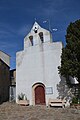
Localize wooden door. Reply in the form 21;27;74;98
35;85;45;105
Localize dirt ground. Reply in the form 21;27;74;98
0;102;80;120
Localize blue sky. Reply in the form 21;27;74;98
0;0;80;69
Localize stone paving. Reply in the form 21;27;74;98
0;102;80;120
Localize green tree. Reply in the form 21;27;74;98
58;19;80;86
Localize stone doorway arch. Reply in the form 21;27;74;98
32;83;46;105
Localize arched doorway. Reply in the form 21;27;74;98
35;85;45;105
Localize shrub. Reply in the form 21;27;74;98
72;96;78;104
18;93;27;100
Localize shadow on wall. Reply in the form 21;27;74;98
57;76;74;101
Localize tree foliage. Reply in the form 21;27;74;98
58;19;80;84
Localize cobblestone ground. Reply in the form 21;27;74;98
0;102;80;120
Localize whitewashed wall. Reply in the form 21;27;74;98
0;51;10;67
16;22;62;105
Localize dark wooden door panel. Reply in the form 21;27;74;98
35;86;45;105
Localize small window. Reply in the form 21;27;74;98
29;36;33;46
34;27;37;33
39;32;44;43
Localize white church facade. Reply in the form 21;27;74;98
16;22;62;105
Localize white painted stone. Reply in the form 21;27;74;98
69;76;79;84
16;22;62;105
